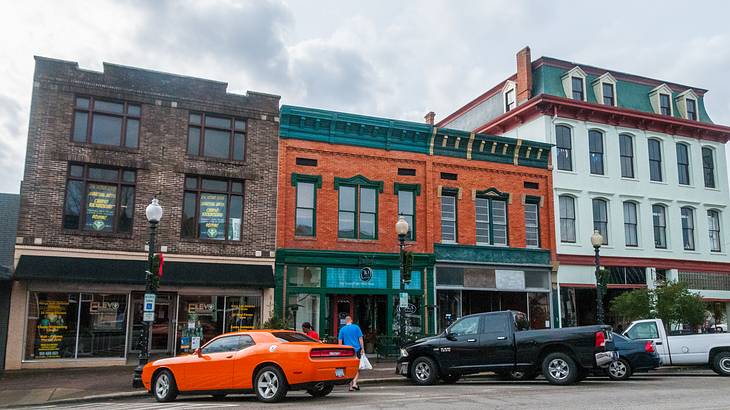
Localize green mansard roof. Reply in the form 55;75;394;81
280;105;551;169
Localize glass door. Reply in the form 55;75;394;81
129;292;175;354
332;295;353;337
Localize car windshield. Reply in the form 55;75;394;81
272;332;317;342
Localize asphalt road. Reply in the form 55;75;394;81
26;374;729;410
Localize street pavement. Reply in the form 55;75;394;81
20;372;730;410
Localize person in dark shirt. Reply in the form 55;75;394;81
302;322;320;341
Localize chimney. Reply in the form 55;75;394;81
516;46;532;103
424;111;435;125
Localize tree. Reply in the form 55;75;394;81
609;288;653;322
655;282;705;330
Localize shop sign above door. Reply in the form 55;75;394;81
360;267;373;282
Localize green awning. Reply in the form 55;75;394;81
13;255;273;288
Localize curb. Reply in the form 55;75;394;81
1;391;147;409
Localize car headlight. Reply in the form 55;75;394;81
400;348;409;358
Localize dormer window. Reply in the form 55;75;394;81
593;72;617;107
659;94;671;115
561;67;587;101
676;89;700;121
649;84;674;116
502;80;517;113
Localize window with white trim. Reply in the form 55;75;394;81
559;195;576;243
592;198;609;245
441;191;457;243
623;201;638;247
708;210;721;252
681;206;695;251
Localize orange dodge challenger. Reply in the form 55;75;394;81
142;330;359;403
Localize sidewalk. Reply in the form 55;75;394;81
0;358;399;408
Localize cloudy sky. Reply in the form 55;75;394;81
1;0;729;193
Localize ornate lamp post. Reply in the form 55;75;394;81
132;198;163;388
590;229;605;325
395;216;410;346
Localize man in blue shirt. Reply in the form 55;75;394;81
338;315;364;391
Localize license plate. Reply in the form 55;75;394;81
335;368;345;378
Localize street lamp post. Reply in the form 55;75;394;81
590;229;605;325
395;216;410;347
132;198;163;388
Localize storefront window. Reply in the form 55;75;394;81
176;295;223;354
225;295;261;333
437;290;461;332
77;293;128;358
392;295;422;338
288;294;320;335
391;269;422;290
26;292;128;360
287;266;322;287
528;292;550;329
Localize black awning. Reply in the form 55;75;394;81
13;255;273;288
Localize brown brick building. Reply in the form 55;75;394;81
275;105;555;350
5;57;280;369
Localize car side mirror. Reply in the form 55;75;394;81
445;329;456;341
194;347;202;357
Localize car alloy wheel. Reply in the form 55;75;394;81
716;353;730;375
548;358;569;381
414;361;431;382
258;370;280;399
155;372;170;398
608;360;627;379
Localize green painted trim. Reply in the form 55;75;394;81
393;182;421;196
290;173;322;188
334;175;384;192
434;243;551;266
276;248;434;267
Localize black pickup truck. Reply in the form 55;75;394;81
397;310;616;385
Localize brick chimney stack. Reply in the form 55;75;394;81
516;46;532;103
424;111;436;125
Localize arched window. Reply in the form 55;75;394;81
619;134;634;178
588;130;604;175
648;139;663;182
623;202;638;247
702;147;716;188
708;210;721;252
559;195;576;243
592;198;609;245
676;143;691;185
680;206;695;250
652;205;667;249
556;125;572;171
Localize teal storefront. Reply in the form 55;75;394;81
275;249;434;355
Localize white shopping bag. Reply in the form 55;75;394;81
359;353;373;370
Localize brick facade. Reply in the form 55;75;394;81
17;57;280;257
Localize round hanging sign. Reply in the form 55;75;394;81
360;267;373;282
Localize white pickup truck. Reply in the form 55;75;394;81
623;319;730;376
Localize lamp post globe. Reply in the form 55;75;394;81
395;216;409;237
590;229;603;248
145;198;163;223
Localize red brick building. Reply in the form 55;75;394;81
275;105;555;351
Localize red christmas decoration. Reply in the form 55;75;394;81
158;253;165;278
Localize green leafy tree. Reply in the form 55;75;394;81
609;288;653;322
655;282;705;330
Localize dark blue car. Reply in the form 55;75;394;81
605;333;661;380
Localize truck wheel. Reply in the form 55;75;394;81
411;357;439;385
542;352;578;385
607;358;632;381
712;351;730;376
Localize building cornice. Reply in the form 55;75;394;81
475;94;730;143
557;253;730;273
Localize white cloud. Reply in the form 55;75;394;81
0;0;729;194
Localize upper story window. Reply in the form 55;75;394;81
659;94;672;116
686;99;697;121
702;147;716;188
293;175;321;237
187;113;246;161
181;176;243;241
652;204;667;249
623;201;638;247
588;130;605;175
680;206;695;250
602;83;615;106
648;139;663;182
396;184;419;241
556;125;573;171
593;73;617;106
63;164;135;234
504;88;516;112
676;143;691;185
72;97;140;148
708;210;722;252
475;194;508;246
441;190;457;243
619;134;635;178
525;198;540;248
338;185;377;240
592;198;609;245
571;77;585;100
558;195;576;243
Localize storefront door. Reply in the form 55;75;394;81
129;292;175;354
332;296;353;337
